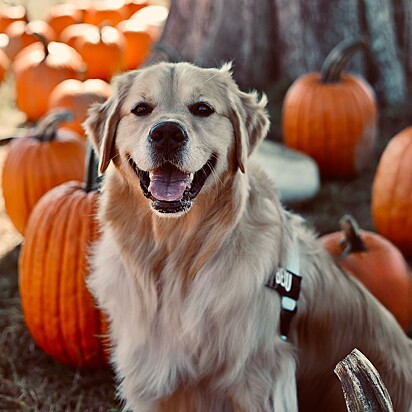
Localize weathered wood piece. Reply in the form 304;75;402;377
334;348;394;412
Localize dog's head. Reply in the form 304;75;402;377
85;62;269;216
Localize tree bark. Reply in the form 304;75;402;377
154;0;412;108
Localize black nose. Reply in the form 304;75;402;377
149;121;187;155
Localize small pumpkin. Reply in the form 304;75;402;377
117;19;153;70
44;3;83;39
320;214;412;331
282;38;377;178
121;0;148;20
48;78;112;137
1;110;86;234
19;146;108;368
73;25;126;81
13;34;85;121
83;0;126;26
59;23;96;49
0;4;26;32
131;5;169;42
4;20;55;61
371;126;412;256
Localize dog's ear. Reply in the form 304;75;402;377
221;65;270;173
84;72;135;174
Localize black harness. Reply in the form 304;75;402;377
265;236;302;341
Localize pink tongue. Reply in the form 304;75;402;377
148;166;191;202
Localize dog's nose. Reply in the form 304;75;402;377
149;121;187;154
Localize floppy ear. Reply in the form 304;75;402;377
220;63;270;173
83;71;135;174
229;89;270;174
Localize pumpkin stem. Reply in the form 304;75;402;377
339;214;367;255
84;143;99;193
320;38;367;83
32;32;50;60
35;110;74;142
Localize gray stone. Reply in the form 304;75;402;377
253;140;320;203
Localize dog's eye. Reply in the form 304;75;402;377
132;102;153;116
189;102;214;117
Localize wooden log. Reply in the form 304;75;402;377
334;348;394;412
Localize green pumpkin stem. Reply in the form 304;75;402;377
32;32;50;60
320;38;367;83
340;214;367;255
84;143;99;193
35;110;74;142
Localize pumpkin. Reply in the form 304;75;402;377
0;47;10;83
320;214;412;331
117;19;152;70
131;5;169;43
0;4;26;32
48;78;112;137
83;0;126;26
12;34;85;121
371;126;412;256
19;146;108;368
4;20;55;61
73;25;126;81
59;23;96;49
121;0;148;20
44;3;83;39
1;110;86;234
282;38;377;178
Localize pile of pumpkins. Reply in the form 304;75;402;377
0;0;169;369
282;37;412;332
0;6;411;370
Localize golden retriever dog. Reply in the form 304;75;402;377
85;61;412;412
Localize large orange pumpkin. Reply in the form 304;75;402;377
282;38;377;178
1;110;86;234
48;78;112;137
13;34;85;121
73;25;126;81
19;146;108;368
320;215;412;331
121;0;148;20
59;23;96;49
371;126;412;256
4;20;55;61
117;19;152;70
83;0;126;26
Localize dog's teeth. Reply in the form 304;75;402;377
189;173;194;181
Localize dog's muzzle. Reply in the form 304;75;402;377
128;121;217;214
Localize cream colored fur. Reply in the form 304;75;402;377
85;62;412;412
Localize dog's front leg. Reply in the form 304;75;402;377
230;354;298;412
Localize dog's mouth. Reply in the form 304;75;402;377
128;155;217;214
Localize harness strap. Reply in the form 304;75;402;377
265;233;302;341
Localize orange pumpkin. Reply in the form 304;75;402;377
48;78;112;137
1;110;86;234
44;3;83;39
19;146;108;368
320;215;412;331
59;23;96;49
130;5;169;43
4;20;55;61
121;0;148;19
371;126;412;256
73;25;126;81
0;4;26;32
13;34;85;121
83;0;126;26
117;19;152;70
282;38;377;178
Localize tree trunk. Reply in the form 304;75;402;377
153;0;412;110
